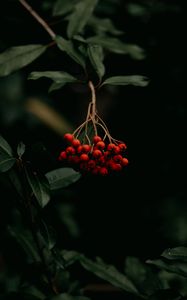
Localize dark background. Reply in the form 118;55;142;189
0;0;186;269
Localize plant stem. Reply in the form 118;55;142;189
18;0;56;39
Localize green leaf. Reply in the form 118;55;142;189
61;250;82;267
0;157;16;172
45;168;81;191
17;142;26;158
0;135;13;156
101;75;149;87
53;0;77;16
28;71;78;84
0;45;47;77
87;36;145;60
48;82;66;93
7;226;41;263
87;44;105;80
8;169;24;198
0;135;15;172
125;256;162;295
55;36;86;69
162;247;187;262
80;256;139;295
25;167;50;208
147;259;187;277
49;293;90;300
88;16;123;36
67;0;98;38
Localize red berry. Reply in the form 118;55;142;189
121;158;129;166
107;143;116;151
111;163;122;171
114;145;121;154
59;151;67;160
96;141;105;150
113;154;123;163
92;149;102;158
119;143;127;151
98;156;105;165
82;144;91;153
80;153;89;161
93;135;102;144
99;167;108;176
92;166;101;175
66;146;75;155
72;139;81;147
77;145;83;153
71;156;80;164
88;160;96;169
64;133;74;142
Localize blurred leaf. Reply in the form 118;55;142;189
45;168;81;191
48;82;65;93
40;221;56;250
25;167;50;208
87;44;105;80
61;250;82;267
55;36;86;69
7;226;41;263
0;135;13;156
67;0;98;38
0;135;16;172
8;169;24;198
0;45;47;77
17;142;25;158
88;16;123;36
80;256;139;295
0;157;16;173
49;294;90;300
20;285;46;300
101;75;149;87
28;71;78;84
162;247;187;262
147;259;187;277
53;0;77;16
125;256;161;295
87;36;145;59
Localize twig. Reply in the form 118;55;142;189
18;0;56;39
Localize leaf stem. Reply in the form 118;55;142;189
18;0;56;39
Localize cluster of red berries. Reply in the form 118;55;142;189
59;133;129;175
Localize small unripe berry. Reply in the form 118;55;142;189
93;135;102;144
64;133;74;142
72;139;81;147
80;153;89;161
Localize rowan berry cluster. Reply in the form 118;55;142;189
58;81;129;175
59;133;128;175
